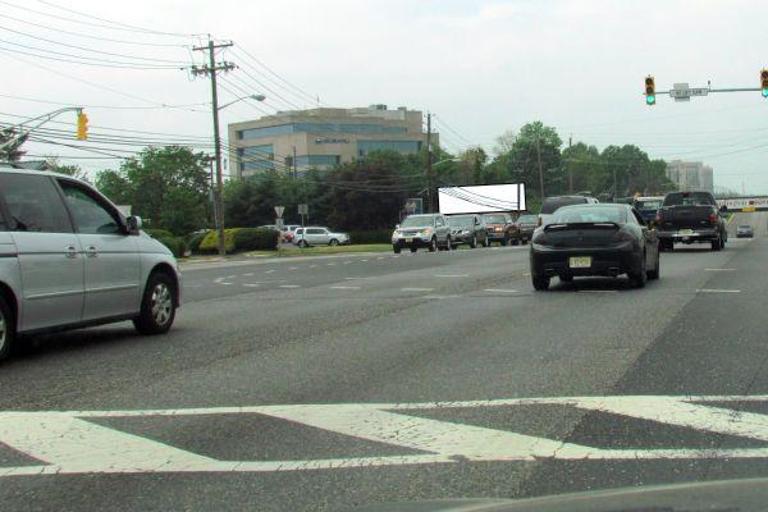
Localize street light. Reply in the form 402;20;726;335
210;92;266;256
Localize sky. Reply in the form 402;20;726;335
3;0;768;194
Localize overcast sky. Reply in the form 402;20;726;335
4;0;768;194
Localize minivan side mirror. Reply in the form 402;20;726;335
126;215;142;235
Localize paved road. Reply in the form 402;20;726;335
2;213;768;511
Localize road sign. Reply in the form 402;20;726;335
274;205;285;218
669;83;709;101
405;197;423;214
298;203;308;215
275;218;285;229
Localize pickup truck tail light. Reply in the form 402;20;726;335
708;212;718;224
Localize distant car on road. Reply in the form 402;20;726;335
515;214;539;244
736;224;754;238
529;203;660;290
633;196;664;226
656;191;727;251
539;195;599;227
294;226;350;247
447;214;488;248
0;167;181;361
392;214;453;253
482;213;516;246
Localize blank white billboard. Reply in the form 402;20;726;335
438;184;526;214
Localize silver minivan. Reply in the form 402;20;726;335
0;168;182;361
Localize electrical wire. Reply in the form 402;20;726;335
218;79;274;116
233;47;322;106
0;12;188;47
0;93;210;111
0;24;189;64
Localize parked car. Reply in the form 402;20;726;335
482;213;516;246
294;226;350;247
515;214;539;244
656;191;727;251
0;167;181;361
391;214;453;253
633;196;664;226
530;203;660;290
447;214;488;248
736;224;754;238
539;195;599;227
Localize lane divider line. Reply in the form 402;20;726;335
483;289;518;293
401;287;434;292
697;289;741;294
279;285;301;289
329;286;361;290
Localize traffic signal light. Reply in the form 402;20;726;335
761;69;768;98
645;76;656;105
76;111;88;140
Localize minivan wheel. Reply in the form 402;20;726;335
0;296;15;362
428;237;438;252
469;235;477;249
134;272;176;335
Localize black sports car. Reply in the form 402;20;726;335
529;203;660;290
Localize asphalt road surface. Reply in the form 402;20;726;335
2;212;768;511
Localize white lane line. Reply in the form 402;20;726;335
577;290;617;294
329;286;361;290
344;261;354;265
484;289;518;294
705;268;736;272
423;295;461;300
697;288;741;294
400;287;434;292
327;263;336;266
360;259;369;262
309;265;318;268
242;283;260;288
376;257;385;260
289;267;299;271
392;255;400;259
264;269;276;274
522;272;531;277
226;275;236;279
434;274;469;278
345;277;369;280
279;285;301;289
243;272;255;277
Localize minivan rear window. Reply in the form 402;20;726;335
540;197;588;214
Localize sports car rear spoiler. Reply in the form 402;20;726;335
544;222;620;231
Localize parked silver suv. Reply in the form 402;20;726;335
293;226;350;247
0;168;182;361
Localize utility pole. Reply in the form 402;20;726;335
192;39;235;256
568;135;573;194
292;145;297;179
426;112;434;212
536;136;545;201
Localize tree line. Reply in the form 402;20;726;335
4;120;678;236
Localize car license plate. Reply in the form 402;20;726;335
678;229;694;235
405;237;413;243
569;256;591;269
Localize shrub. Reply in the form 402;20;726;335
348;229;392;244
198;228;237;253
233;228;279;251
187;230;210;253
155;235;187;258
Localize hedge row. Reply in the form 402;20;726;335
197;228;279;254
348;229;393;244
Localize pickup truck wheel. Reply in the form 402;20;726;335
501;237;509;247
410;247;418;253
532;275;550;291
469;236;477;249
0;296;15;362
393;245;401;254
711;237;722;251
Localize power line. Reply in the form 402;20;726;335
0;24;189;64
218;79;274;116
434;114;474;145
0;93;210;111
0;39;185;69
0;0;197;38
2;52;209;112
0;13;188;47
233;47;322;106
228;67;303;110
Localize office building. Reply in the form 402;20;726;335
665;160;714;193
228;105;437;178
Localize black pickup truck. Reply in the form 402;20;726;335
656;191;727;251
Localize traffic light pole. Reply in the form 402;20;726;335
0;107;82;151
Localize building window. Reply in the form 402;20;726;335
239;144;275;172
357;140;421;157
238;123;408;140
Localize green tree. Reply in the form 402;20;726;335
94;146;211;235
0;127;27;162
561;142;601;194
45;157;90;181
